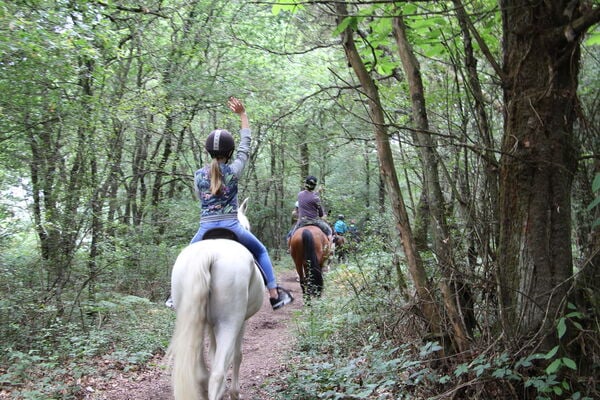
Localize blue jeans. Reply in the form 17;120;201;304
190;219;277;289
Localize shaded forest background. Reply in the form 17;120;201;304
0;0;599;398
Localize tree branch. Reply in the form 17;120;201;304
570;5;600;39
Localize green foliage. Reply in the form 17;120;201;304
584;28;600;46
0;293;174;398
0;217;176;398
271;249;598;399
271;0;305;15
587;173;600;227
0;0;598;397
285;343;410;399
444;304;592;399
267;250;438;398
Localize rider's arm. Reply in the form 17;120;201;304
239;111;249;130
228;97;251;176
230;128;251;177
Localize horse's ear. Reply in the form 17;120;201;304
239;197;249;214
238;197;251;231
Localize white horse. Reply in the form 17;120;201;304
167;198;265;400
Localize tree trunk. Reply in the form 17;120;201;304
393;13;471;352
300;139;309;180
335;1;442;338
497;0;599;345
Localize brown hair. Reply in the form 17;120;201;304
209;158;223;195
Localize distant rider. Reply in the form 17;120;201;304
287;176;333;245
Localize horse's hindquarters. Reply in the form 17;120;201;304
169;240;265;400
289;226;327;297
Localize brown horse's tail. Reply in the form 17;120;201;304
302;229;323;296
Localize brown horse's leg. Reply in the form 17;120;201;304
290;232;307;295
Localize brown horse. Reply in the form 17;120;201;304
333;234;348;263
289;225;331;297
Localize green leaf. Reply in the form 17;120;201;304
544;346;559;360
592;173;600;192
376;59;398;75
587;196;600;211
546;358;562;374
333;16;357;36
419;341;442;356
271;0;303;15
474;362;490;377
562;357;577;370
557;317;567;339
585;31;600;46
402;3;418;15
423;43;445;58
454;363;469;376
553;386;564;395
492;367;509;378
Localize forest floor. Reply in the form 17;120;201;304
83;268;303;400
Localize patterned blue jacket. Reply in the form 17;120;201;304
194;128;251;222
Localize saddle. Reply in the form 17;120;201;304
202;227;239;241
201;228;267;285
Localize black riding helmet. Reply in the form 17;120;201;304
205;129;235;160
305;175;317;190
338;214;344;220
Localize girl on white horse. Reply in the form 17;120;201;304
190;96;292;310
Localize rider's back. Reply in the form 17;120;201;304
297;189;323;220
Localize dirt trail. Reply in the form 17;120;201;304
88;269;302;400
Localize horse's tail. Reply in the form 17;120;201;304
302;229;323;295
167;245;212;400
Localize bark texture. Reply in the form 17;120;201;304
497;0;599;343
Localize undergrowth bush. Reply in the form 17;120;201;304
268;249;598;399
0;293;174;399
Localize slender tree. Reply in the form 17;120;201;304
335;1;443;340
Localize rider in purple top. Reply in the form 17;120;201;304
287;176;333;243
188;97;292;310
297;184;324;220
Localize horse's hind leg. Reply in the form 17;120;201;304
209;326;241;400
229;325;245;400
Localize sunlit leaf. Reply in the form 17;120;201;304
584;31;600;46
333;16;357;36
271;0;304;15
